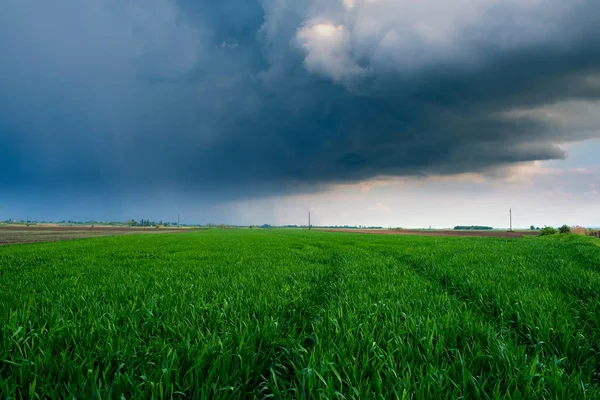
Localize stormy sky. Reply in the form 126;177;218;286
1;0;599;227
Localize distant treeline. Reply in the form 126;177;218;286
127;219;178;227
280;225;383;229
454;226;494;230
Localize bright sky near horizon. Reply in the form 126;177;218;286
1;0;599;228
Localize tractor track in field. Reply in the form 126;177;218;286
361;244;600;388
257;249;345;397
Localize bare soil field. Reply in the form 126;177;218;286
0;225;197;245
322;228;540;238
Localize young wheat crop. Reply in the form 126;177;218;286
1;230;599;398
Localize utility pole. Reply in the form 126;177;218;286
178;214;180;228
509;208;512;232
308;211;311;230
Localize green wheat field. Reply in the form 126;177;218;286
1;230;599;399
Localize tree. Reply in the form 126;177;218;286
530;225;535;230
558;224;571;234
540;227;557;236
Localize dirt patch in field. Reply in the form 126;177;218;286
321;229;539;238
0;225;200;245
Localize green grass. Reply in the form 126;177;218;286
1;230;599;399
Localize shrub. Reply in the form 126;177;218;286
558;225;571;234
540;227;557;236
587;229;600;238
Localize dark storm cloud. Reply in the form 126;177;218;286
2;0;600;200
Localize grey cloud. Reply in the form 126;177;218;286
1;0;600;202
